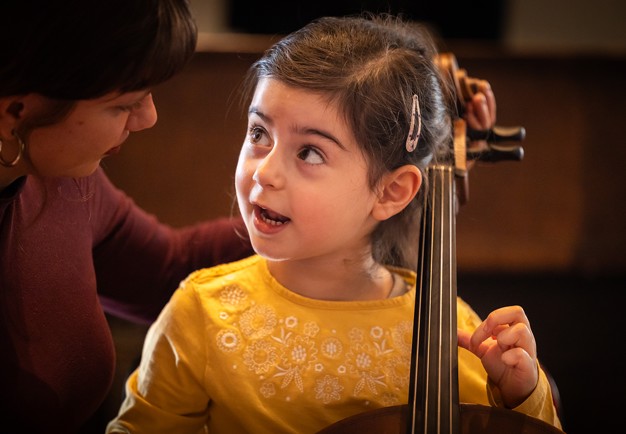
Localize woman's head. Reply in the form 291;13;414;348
242;14;453;268
0;0;197;181
1;0;197;100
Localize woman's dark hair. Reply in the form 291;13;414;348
242;14;454;269
1;0;197;100
1;0;197;140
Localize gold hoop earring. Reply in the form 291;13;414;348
0;132;25;167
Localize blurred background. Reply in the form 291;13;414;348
89;1;626;433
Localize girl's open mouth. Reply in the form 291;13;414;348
254;205;290;226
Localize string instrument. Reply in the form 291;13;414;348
317;53;564;434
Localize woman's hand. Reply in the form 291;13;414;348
464;79;496;132
457;305;539;408
463;79;496;156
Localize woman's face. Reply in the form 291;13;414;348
25;90;157;178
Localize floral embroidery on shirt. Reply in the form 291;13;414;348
384;355;410;390
391;320;413;356
349;327;364;342
239;304;278;339
303;321;320;337
219;284;248;307
370;326;384;339
243;339;280;374
216;329;242;353
284;316;298;328
346;343;387;396
213;283;411;408
260;381;276;398
380;391;400;406
315;375;344;404
275;334;318;392
320;337;343;359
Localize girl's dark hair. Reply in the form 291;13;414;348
242;14;454;269
1;0;197;100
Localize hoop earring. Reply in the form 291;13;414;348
0;132;25;167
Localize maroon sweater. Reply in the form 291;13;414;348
0;168;252;433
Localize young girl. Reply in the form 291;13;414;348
107;14;562;433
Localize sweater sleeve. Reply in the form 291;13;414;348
91;168;253;323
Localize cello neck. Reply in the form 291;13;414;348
407;163;460;434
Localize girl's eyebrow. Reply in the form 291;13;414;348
248;106;268;121
296;126;346;151
249;106;347;151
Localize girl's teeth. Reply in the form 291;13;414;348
261;214;285;226
260;208;287;225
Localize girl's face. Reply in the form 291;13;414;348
236;78;380;263
25;90;157;178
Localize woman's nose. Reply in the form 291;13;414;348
126;93;158;132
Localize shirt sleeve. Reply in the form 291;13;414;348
106;281;210;434
487;364;563;430
91;168;253;323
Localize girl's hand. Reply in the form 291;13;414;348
457;306;539;408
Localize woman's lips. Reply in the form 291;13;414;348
104;145;121;156
105;132;129;156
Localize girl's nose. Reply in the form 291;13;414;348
126;93;157;132
252;148;284;189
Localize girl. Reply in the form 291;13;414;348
107;14;562;433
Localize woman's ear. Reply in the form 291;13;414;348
372;164;422;221
0;97;26;138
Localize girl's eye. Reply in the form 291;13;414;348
297;146;325;165
248;125;271;147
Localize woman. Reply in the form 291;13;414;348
0;1;252;432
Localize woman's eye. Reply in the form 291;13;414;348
117;101;140;112
297;146;324;165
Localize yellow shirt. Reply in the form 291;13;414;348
107;255;561;433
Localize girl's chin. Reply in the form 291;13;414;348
250;242;289;262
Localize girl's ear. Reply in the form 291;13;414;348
372;164;422;221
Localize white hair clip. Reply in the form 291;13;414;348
405;94;422;152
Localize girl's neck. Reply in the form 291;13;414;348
267;256;394;302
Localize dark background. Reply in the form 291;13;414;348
228;0;506;40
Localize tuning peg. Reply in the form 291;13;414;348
467;126;526;143
467;144;524;162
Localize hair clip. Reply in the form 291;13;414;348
405;94;422;152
